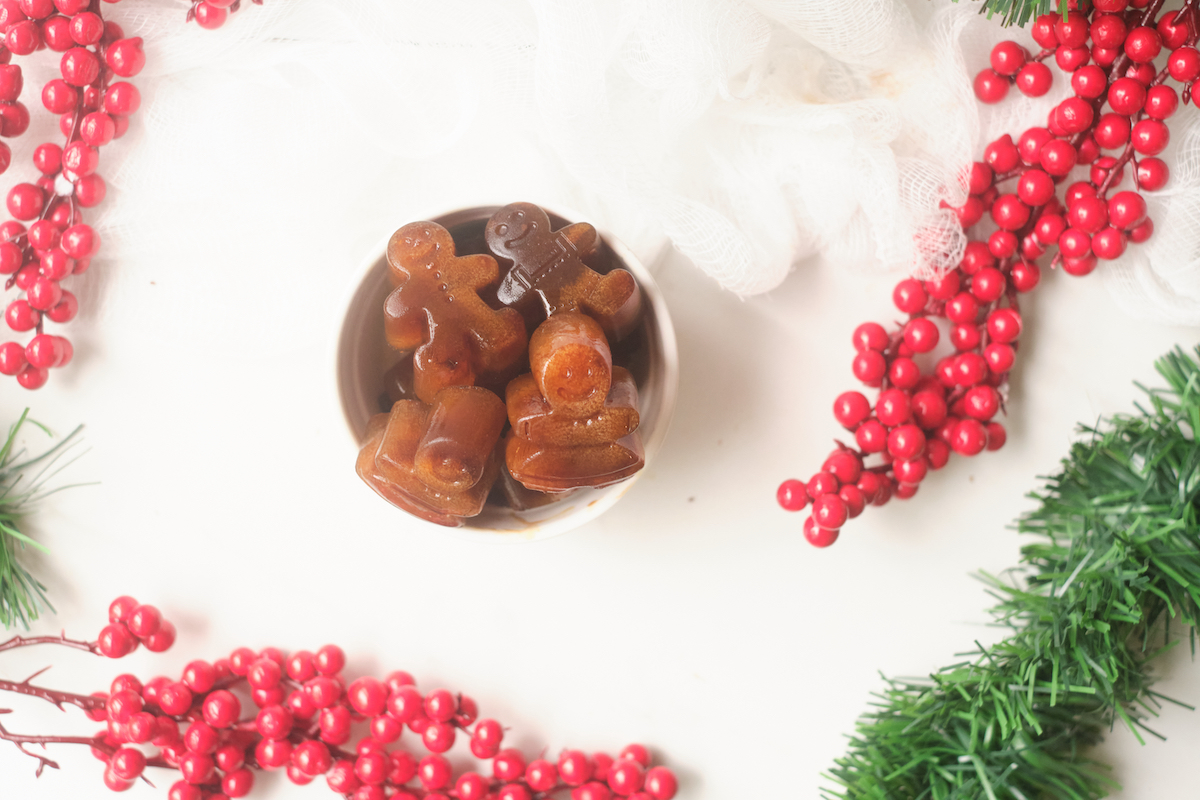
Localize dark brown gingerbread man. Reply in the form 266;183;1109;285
484;203;641;339
385;221;527;403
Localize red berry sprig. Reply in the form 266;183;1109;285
186;0;263;31
1;596;680;800
778;0;1198;547
0;0;147;390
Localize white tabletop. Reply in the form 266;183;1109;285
3;3;1200;797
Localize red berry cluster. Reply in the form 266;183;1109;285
1;596;679;800
778;0;1197;547
187;0;262;31
0;0;145;389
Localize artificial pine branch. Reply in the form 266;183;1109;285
977;0;1066;28
0;412;84;631
825;345;1200;799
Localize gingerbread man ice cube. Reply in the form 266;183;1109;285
505;313;644;492
385;221;527;403
357;386;507;527
484;203;641;339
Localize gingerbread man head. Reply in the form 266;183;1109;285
483;202;552;264
387;221;457;278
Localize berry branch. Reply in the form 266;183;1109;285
0;0;147;389
3;595;681;800
778;0;1200;547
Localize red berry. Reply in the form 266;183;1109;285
951;418;988;455
1038;139;1077;177
1131;119;1169;155
0;341;26;375
1129;217;1154;243
1145;85;1179;120
1094;113;1130;149
855;471;883;503
855;418;888;453
832;390;871;429
1108;77;1146;115
984;343;1016;374
892;278;927;314
911;390;947;430
851;350;886;385
986;422;1008;451
1016;169;1054;206
806;470;839;498
127;604;161;638
202;690;240;729
986;308;1022;343
945;292;979;324
1124;26;1162;62
822;449;863;484
777;479;808;511
1089;15;1128;49
106;37;145;77
1169;46;1200;82
988;230;1017;259
1157;9;1192;48
7;182;42;220
1058;227;1092;258
79;111;115;146
1034;213;1065;247
1068;195;1109;234
990;194;1029;231
887;424;925;460
1062;254;1098;276
1092;227;1126;260
423;721;456;753
1017;127;1052;165
1014;61;1052;96
983;135;1019;173
960;240;994;275
852;321;888;352
6;20;40;54
1031;14;1059;48
1055;11;1090;47
973;68;1009;103
803;515;838;547
873;388;909;427
811;492;848;530
1054;45;1090;71
1055;98;1094;134
954;352;989;386
1137;157;1169;191
293;740;333;777
963;385;1000;420
888;356;920;390
925;272;960;303
223;768;254;798
967;161;992;194
255;738;292;770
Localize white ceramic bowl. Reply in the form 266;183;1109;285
336;205;678;541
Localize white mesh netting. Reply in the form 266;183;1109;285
70;0;1200;321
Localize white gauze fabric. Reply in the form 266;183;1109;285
64;0;1200;327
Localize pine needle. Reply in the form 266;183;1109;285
974;0;1067;28
825;346;1200;799
0;411;84;630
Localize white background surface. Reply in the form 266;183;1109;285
3;4;1200;800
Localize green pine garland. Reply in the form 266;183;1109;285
0;411;83;630
825;346;1200;800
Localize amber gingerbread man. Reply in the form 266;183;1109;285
384;221;527;403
